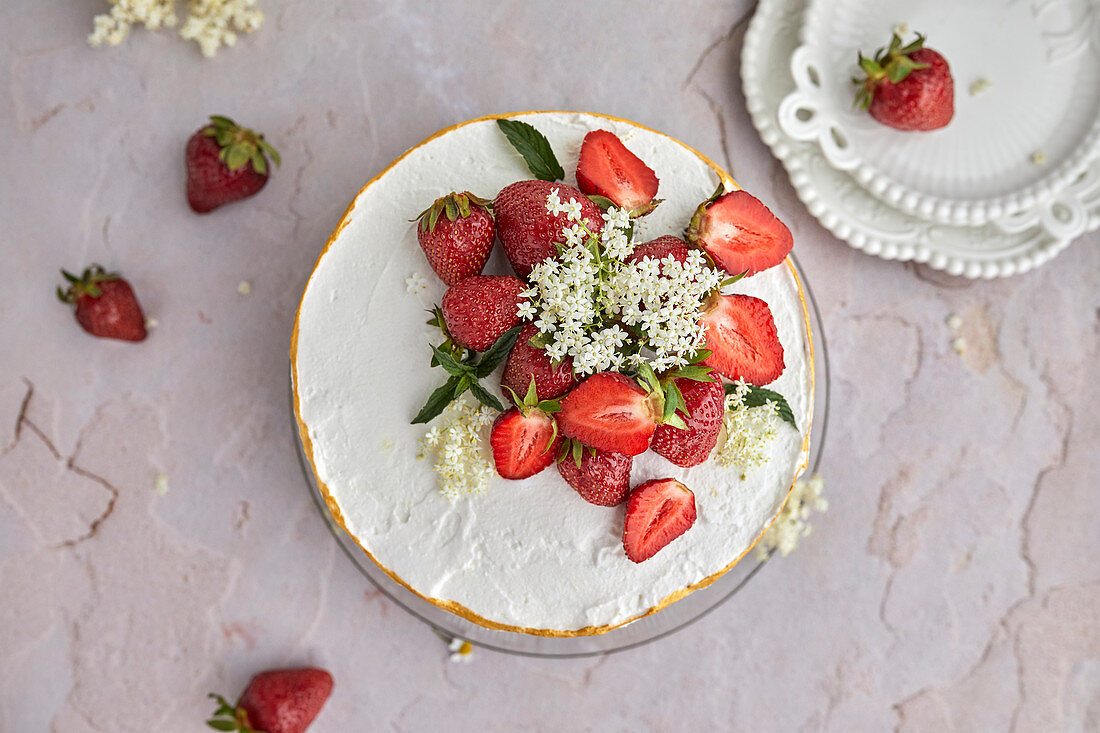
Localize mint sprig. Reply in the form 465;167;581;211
411;325;522;424
496;119;564;181
724;383;797;430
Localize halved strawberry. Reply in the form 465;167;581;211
501;323;576;400
698;294;785;385
557;446;632;506
622;479;697;563
556;372;659;456
650;378;725;467
490;408;560;480
626;235;689;266
576;130;659;215
440;275;526;352
685;189;792;277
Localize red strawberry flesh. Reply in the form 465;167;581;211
650;378;725;467
238;667;333;733
557;448;632;506
556;372;656;456
575;129;659;212
699;294;785;385
501;323;576;400
686;190;792;277
494;180;603;279
490;408;560;480
441;275;525;352
623;478;697;563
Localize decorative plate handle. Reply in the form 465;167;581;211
777;45;861;171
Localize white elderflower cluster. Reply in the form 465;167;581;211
609;249;723;371
418;399;494;499
88;0;262;57
714;382;781;472
522;189;721;376
755;474;827;559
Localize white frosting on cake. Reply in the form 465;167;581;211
293;112;813;634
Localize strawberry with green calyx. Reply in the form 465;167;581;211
412;325;523;424
57;265;146;342
651;376;726;468
414;191;496;285
854;33;954;131
490;378;563;479
207;667;333;733
186;115;281;213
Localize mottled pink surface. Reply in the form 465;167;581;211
2;2;1099;731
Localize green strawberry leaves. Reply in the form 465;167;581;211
203;115;280;175
496;119;564;182
724;383;797;430
853;32;931;109
206;693;254;732
412;325;523;424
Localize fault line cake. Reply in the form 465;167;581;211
292;111;814;637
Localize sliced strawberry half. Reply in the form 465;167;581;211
576;130;659;214
650;378;725;468
623;478;697;563
557;447;632;507
490;407;561;480
556;372;659;456
685;189;792;276
698;294;785;385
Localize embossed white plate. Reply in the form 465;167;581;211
744;0;1100;277
777;0;1100;228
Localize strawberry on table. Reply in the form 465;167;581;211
186;115;280;213
622;478;697;563
686;188;792;277
414;191;495;285
575;129;660;215
501;323;576;401
490;380;563;480
855;33;954;132
494;180;603;279
57;265;146;342
207;667;333;733
441;275;526;352
698;294;785;385
557;446;632;507
650;378;725;468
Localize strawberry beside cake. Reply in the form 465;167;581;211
292;111;814;636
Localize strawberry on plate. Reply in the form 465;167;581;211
575;129;660;215
57;265;146;342
501;323;576;400
855;33;954;132
650;378;725;468
494;180;603;279
556;372;660;456
207;667;333;733
626;235;689;266
414;191;495;285
490;380;563;480
441;275;526;352
685;189;792;277
557;446;632;507
186;115;280;213
623;478;697;563
698;293;785;385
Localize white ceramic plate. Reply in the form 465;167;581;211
777;0;1100;228
744;0;1100;278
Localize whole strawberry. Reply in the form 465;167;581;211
441;275;526;352
57;265;146;342
494;180;603;279
855;33;954;132
650;378;725;467
207;667;333;733
186;115;281;213
415;191;495;285
557;446;632;507
501;323;576;401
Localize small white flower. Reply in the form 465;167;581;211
755;474;827;559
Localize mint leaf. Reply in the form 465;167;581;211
412;375;463;424
430;345;467;377
724;383;797;430
469;381;505;412
475;325;522;377
496;119;564;181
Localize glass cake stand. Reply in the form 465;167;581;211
291;254;829;658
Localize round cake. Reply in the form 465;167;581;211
292;111;814;636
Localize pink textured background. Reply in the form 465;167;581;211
1;2;1098;730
